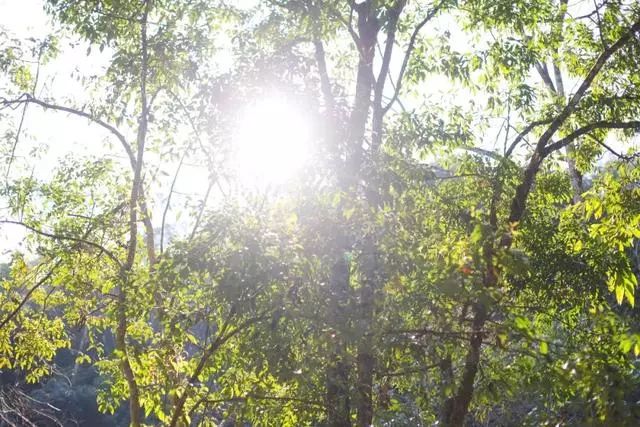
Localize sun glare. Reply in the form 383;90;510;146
232;97;312;188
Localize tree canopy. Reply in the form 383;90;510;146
1;0;640;426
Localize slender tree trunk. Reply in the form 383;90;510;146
325;3;379;425
326;254;352;427
438;356;454;424
117;2;152;425
327;356;351;427
442;305;486;426
71;325;88;384
553;70;583;202
116;287;142;426
554;0;582;202
356;242;377;427
350;5;380;425
354;237;377;426
347;2;377;176
565;144;583;202
442;241;494;427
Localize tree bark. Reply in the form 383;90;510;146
347;0;378;176
351;3;379;426
117;2;153;425
326;255;352;427
356;244;377;427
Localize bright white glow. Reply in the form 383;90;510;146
232;97;311;187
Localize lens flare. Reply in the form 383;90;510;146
232;97;311;187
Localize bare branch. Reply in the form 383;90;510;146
0;219;122;267
543;121;640;156
163;89;214;250
327;5;360;49
590;135;640;162
189;178;214;243
382;0;445;114
199;394;324;408
5;49;42;180
504;117;555;158
309;1;334;111
0;94;136;170
535;62;556;94
377;363;441;378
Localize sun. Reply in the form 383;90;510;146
232;96;312;188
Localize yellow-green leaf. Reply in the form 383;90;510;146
539;341;548;355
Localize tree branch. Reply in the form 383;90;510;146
5;49;42;180
543;121;640;156
371;0;406;150
0;219;122;267
198;394;324;409
0;260;62;330
168;313;269;427
535;62;556;93
538;19;640;149
310;1;334;111
382;0;445;114
0;94;136;170
507;18;640;228
590;135;640;162
504;117;555;158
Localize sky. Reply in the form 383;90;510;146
0;0;304;261
1;0;110;260
1;0;638;262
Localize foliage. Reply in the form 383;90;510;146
1;0;640;426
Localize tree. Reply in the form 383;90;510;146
1;0;640;426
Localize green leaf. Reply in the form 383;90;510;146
573;239;583;252
470;223;483;243
343;207;355;220
615;283;624;305
539;341;548;355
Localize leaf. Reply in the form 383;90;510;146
573;239;583;252
595;204;603;219
608;268;636;306
539;341;548;355
514;316;529;330
615;283;624;305
623;269;637;307
497;333;507;347
470;223;483;243
343;207;355;220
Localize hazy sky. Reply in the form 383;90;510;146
0;0;283;261
1;0;108;260
1;0;637;262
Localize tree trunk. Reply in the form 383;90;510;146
442;305;486;426
326;254;352;427
350;5;379;425
117;2;152;425
356;244;376;427
71;325;88;384
442;220;497;426
327;356;352;427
